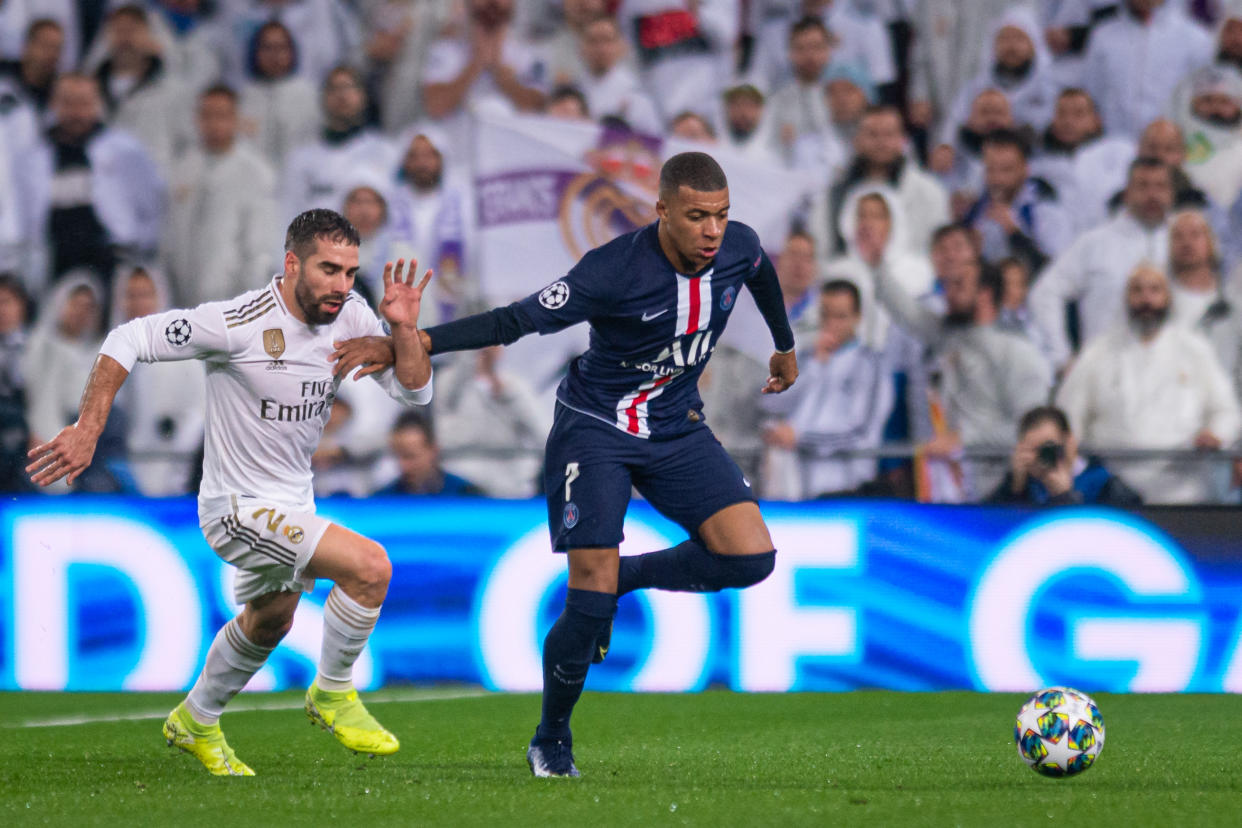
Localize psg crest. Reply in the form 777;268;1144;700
562;502;579;528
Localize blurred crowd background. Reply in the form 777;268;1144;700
3;0;1242;505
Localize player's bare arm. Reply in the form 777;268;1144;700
763;350;798;394
25;353;129;487
379;258;434;390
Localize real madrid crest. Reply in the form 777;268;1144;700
263;328;286;360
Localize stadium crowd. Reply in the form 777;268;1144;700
2;0;1242;504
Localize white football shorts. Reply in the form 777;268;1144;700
202;495;333;604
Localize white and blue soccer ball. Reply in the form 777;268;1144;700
1014;686;1105;778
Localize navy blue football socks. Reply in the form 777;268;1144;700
616;541;775;596
535;588;617;742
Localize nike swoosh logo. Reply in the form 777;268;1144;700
641;309;669;321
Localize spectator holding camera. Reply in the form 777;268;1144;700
987;405;1142;506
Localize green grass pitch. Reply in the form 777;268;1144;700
3;689;1242;827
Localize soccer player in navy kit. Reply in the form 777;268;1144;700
335;152;798;777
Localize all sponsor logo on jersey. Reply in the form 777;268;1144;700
165;319;192;346
539;280;570;310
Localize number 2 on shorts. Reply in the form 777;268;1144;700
564;462;580;501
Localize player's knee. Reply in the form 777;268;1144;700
720;549;775;589
354;540;392;593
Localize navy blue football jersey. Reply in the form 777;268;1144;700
516;221;787;438
424;220;793;440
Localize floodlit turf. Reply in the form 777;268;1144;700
3;689;1242;827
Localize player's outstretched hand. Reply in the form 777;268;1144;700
26;424;98;487
763;350;798;394
379;257;432;330
331;335;395;380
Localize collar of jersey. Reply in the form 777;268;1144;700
269;275;292;318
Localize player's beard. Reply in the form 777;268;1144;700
295;277;346;325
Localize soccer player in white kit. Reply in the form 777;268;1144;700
26;209;434;776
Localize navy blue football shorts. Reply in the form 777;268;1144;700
543;403;757;552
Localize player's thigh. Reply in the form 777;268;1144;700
543;408;636;552
634;428;760;549
204;498;332;605
302;523;388;585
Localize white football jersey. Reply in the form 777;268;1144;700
101;277;432;523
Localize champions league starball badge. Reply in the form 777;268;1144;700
164;319;192;346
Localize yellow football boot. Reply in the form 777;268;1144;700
163;702;255;777
305;683;399;756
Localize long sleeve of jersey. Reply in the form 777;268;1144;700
426;254;613;354
745;249;795;352
100;305;233;369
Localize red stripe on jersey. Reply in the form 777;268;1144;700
686;277;701;334
624;375;672;434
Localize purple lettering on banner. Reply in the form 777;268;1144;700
476;170;580;227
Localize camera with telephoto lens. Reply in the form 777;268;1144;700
1035;441;1065;468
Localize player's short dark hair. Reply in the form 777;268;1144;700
982;127;1031;159
658;151;728;199
392;409;435;443
821;278;861;313
25;17;64;43
789;16;831;42
284;209;360;260
1018;405;1071;438
200;83;237;104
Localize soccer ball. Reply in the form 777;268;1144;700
1014;687;1105;778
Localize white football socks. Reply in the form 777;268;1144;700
316;586;381;692
186;617;274;726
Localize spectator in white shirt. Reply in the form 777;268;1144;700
1056;263;1241;503
17;73;166;295
720;84;782;165
237;21;320;170
387;125;472;326
1030;156;1174;369
94;4;193;176
1083;0;1213;138
279;65;395;225
815;105;950;257
421;0;548;146
944;6;1059;140
165;84;277;307
572;14;662;134
767;17;838;156
1031;87;1136;230
1174;65;1242;212
760;278;894;499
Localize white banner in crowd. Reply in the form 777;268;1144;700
471;112;816;362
